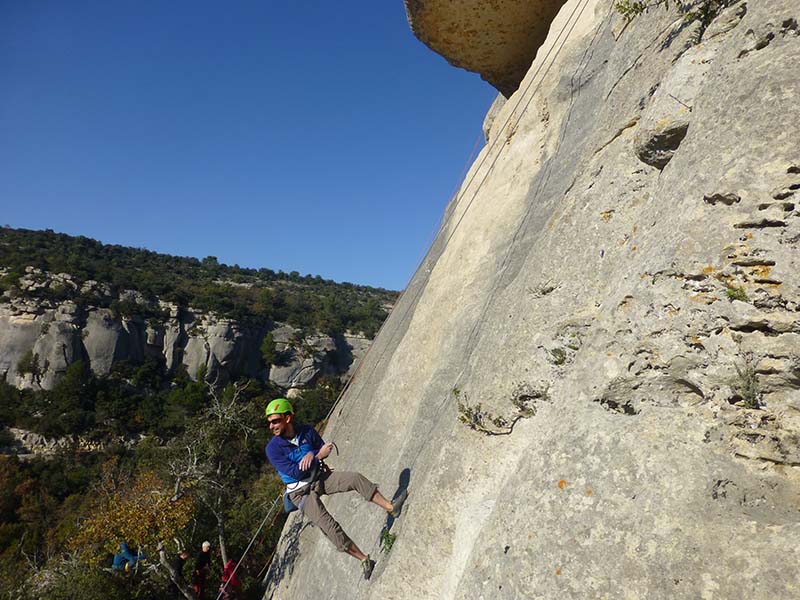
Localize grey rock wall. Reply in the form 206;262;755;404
268;325;340;392
0;287;368;391
265;1;800;598
2;426;141;457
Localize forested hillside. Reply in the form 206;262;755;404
0;227;395;336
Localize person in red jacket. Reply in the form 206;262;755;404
219;559;242;599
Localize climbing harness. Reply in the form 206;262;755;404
282;442;339;513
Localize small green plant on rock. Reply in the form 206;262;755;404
16;350;37;375
548;347;568;366
732;352;761;409
380;528;396;555
614;0;652;21
726;285;748;302
614;0;732;29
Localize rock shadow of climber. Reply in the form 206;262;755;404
261;518;311;593
381;467;411;538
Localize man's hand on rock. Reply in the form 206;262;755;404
299;451;315;471
316;442;334;460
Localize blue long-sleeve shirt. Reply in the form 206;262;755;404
266;424;324;487
112;542;145;570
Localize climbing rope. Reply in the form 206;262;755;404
410;0;607;467
332;0;599;429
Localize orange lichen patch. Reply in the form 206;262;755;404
557;479;567;489
555;569;562;575
600;210;614;222
750;265;772;279
702;265;715;275
687;335;704;347
585;489;593;495
689;293;717;305
744;232;753;240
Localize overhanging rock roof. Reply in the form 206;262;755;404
404;0;568;96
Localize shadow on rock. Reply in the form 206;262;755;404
381;467;411;537
261;517;310;597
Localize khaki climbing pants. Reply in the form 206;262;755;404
288;470;378;552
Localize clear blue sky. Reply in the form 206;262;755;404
0;1;496;290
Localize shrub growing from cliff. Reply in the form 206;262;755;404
16;350;36;375
614;0;734;30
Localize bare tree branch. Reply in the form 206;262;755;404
157;543;198;600
204;379;256;440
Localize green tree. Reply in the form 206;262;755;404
260;332;278;366
41;361;96;436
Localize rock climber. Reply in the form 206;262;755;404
265;397;407;580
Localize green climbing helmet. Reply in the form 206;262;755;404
265;398;294;417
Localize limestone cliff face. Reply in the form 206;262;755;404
0;273;365;391
266;1;800;598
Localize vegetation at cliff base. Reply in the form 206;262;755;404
0;226;374;598
0;372;340;599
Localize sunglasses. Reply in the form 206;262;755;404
267;416;284;425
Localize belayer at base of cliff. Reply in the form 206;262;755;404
265;398;408;580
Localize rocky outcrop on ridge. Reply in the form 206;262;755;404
1;427;141;458
404;0;568;96
0;268;367;392
266;1;800;598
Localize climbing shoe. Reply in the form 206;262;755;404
389;489;408;518
362;555;375;580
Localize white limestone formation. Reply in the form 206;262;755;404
265;1;800;598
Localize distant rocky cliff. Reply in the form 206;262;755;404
0;267;369;393
267;1;800;598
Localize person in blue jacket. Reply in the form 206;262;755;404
111;541;145;572
265;398;407;580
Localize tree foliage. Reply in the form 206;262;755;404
72;460;194;556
